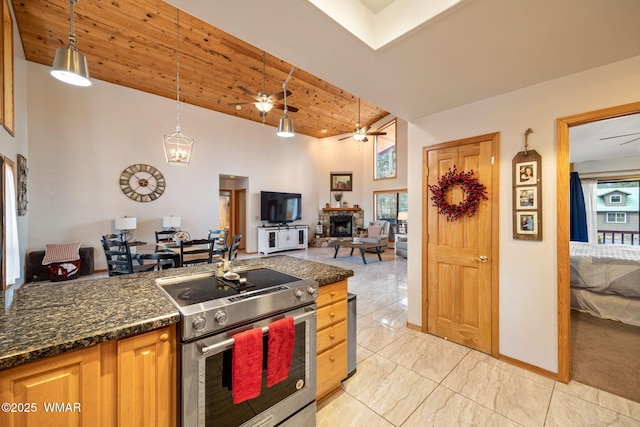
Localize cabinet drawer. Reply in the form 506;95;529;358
316;280;348;308
316;299;347;330
316;320;347;354
316;340;347;400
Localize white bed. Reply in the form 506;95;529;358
570;242;640;327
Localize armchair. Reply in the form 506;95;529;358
359;220;390;252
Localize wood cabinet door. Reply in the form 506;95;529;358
0;344;101;426
117;326;176;427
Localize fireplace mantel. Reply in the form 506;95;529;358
322;207;361;212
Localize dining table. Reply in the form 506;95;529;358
130;242;182;268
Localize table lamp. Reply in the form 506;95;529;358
163;216;181;231
115;216;137;241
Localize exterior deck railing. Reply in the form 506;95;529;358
597;230;639;245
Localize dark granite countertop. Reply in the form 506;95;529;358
0;255;352;370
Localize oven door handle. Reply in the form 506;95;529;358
197;309;315;356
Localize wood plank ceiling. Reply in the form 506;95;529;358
12;0;389;139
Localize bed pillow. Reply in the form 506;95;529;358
367;225;382;238
42;242;81;265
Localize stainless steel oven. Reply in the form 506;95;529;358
156;266;319;427
182;305;316;426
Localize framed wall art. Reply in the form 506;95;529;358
17;154;27;215
512;147;542;241
330;172;352;191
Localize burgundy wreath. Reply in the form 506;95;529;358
428;167;488;222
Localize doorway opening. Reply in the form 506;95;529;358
556;101;640;384
219;175;247;252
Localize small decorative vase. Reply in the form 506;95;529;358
335;201;341;208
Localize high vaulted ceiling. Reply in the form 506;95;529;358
12;0;640;144
171;0;640;122
12;0;389;139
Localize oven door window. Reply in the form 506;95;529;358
205;322;308;426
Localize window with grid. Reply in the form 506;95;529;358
606;212;627;223
609;194;622;204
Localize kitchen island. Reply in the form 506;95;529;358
0;255;353;426
0;255;353;369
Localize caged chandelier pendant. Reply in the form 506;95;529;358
163;9;193;166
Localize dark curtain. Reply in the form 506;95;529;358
570;171;588;242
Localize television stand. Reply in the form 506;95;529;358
258;225;309;254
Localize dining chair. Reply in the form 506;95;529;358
179;239;216;266
155;230;177;269
155;230;175;243
227;233;243;261
101;236;156;276
207;229;229;258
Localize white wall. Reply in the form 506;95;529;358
25;61;376;272
406;55;640;373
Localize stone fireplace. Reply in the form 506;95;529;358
311;208;364;247
330;215;352;237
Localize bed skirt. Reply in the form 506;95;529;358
571;287;640;327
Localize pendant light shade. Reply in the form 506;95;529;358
277;114;295;137
163;10;194;166
50;0;91;87
276;65;296;138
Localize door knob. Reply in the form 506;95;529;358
472;256;488;263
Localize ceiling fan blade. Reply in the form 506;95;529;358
366;131;387;136
271;90;292;101
273;104;299;113
360;125;370;133
600;132;640;141
362;137;368;142
338;135;352;141
619;136;640;145
227;101;254;106
237;85;258;98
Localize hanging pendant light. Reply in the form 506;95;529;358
50;0;91;87
277;66;296;138
163;10;194;166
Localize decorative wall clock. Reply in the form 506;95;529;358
119;164;166;202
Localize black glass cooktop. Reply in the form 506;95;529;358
158;268;302;307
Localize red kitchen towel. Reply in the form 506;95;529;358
267;317;295;387
232;328;263;404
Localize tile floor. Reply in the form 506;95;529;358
85;245;640;426
272;247;640;427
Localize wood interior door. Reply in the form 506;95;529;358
234;188;246;250
426;138;494;353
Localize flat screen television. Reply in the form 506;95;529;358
260;191;302;224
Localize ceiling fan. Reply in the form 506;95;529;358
599;131;640;145
338;98;386;142
227;52;298;121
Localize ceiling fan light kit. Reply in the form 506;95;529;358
163;9;194;166
50;0;91;87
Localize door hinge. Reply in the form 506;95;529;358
491;156;495;165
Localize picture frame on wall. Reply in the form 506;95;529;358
330;172;352;191
516;212;537;234
512;149;542;241
515;160;537;186
516;187;537;209
17;154;27;215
